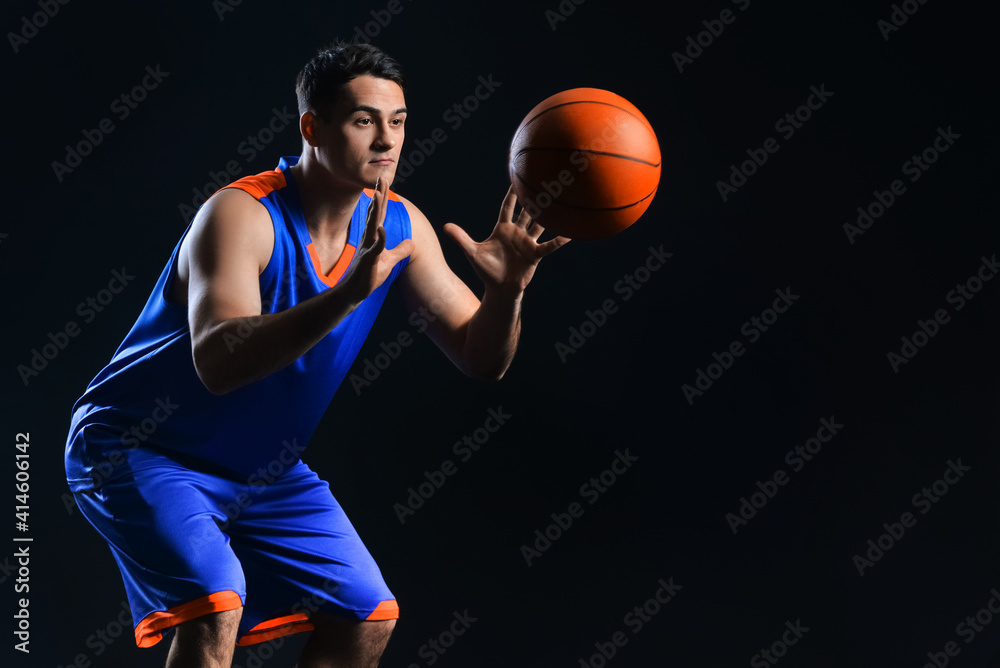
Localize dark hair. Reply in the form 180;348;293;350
295;39;407;121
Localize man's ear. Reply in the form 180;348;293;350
300;110;321;147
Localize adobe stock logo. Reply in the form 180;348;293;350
750;619;810;668
555;245;672;363
16;267;136;386
53;600;133;668
671;0;752;73
725;416;844;534
843;126;961;245
50;65;171;183
851;458;970;577
682;287;800;405
877;0;932;41
347;0;413;43
715;85;834;202
393;406;511;524
7;0;71;54
577;577;683;668
177;106;297;222
544;0;588;31
886;253;996;373
921;587;1000;668
392;74;503;185
404;610;477;668
519;449;639;566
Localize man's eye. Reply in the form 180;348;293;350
358;118;371;125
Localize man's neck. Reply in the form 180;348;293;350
291;152;364;244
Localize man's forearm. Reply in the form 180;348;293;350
459;286;524;381
193;283;362;395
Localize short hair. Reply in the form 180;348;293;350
295;40;407;121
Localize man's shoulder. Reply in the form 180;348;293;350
392;192;430;234
224;167;288;201
180;187;276;277
196;187;274;231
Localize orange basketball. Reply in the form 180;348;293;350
508;88;661;240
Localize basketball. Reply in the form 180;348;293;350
508;88;661;240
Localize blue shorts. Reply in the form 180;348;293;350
73;449;398;648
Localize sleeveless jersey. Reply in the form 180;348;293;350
65;156;411;491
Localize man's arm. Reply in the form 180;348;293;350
184;179;412;395
396;186;568;381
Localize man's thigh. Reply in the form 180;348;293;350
226;461;398;644
74;456;248;648
75;453;398;648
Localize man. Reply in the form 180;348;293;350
65;40;567;667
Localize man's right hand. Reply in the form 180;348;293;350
340;176;414;307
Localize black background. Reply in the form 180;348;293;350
4;0;1000;666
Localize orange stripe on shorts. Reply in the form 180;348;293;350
366;599;400;621
236;612;315;646
134;590;244;648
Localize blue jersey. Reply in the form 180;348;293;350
65;156;411;491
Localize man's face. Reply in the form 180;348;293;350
311;74;407;189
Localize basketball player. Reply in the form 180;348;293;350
65;40;568;667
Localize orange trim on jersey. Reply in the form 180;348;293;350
222;168;287;200
307;241;357;288
236;612;315;646
304;188;398;286
134;590;244;648
366;599;400;621
363;187;402;202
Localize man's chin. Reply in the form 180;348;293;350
366;163;396;188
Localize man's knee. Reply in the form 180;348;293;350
311;613;396;650
314;613;394;634
367;618;396;642
166;607;243;668
174;607;244;646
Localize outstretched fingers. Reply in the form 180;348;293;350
498;184;518;225
512;200;569;255
537;233;571;256
514;204;534;231
525;219;544;241
362;177;389;251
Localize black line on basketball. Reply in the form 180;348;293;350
511;146;661;168
511;100;655;148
